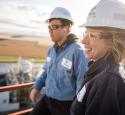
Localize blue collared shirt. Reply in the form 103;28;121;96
33;42;88;101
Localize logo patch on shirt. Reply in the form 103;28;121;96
47;57;51;62
77;85;86;102
61;58;72;69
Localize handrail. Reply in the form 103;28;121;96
0;82;34;92
8;108;33;115
0;82;34;114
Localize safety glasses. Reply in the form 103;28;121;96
83;32;102;40
48;25;64;31
83;31;114;40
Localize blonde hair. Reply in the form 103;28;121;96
111;32;125;63
101;27;125;63
88;27;125;63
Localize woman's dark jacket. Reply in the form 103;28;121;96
71;54;125;115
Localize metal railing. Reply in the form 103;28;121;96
0;82;34;115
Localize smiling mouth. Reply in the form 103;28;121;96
85;48;92;52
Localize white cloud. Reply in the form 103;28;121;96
0;0;100;37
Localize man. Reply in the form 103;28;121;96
30;7;88;115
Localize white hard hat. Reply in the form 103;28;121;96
81;0;125;29
46;7;73;23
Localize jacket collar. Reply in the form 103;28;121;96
84;53;115;82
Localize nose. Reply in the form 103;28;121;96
82;36;88;44
82;37;86;44
49;29;53;33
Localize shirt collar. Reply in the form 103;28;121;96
54;33;78;52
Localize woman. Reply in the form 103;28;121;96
71;0;125;115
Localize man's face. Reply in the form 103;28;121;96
48;19;67;44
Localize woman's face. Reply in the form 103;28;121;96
82;28;110;61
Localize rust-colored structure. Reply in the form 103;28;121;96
0;34;52;59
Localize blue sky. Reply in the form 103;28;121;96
0;0;100;37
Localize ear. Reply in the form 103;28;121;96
68;26;71;32
64;26;71;33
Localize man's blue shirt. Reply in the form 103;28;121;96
33;41;88;100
